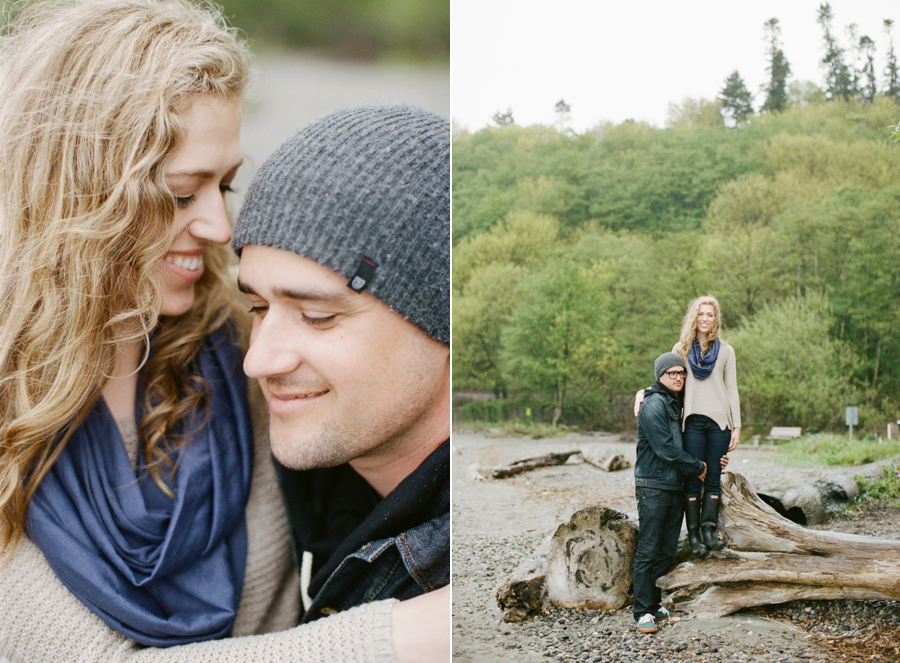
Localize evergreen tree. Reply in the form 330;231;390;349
719;70;754;125
884;19;900;101
817;3;852;100
859;35;877;103
846;23;862;98
554;99;571;133
492;108;514;126
762;18;791;113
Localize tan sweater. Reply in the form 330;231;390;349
0;387;396;663
675;340;741;432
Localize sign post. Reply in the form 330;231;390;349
846;406;858;441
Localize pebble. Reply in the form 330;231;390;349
454;527;900;662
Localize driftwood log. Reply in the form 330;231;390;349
580;445;630;472
758;459;898;525
490;451;579;479
496;507;637;622
659;472;900;619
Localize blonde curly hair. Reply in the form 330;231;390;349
675;295;722;361
0;0;250;553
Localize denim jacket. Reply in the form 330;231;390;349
275;440;450;623
634;384;704;492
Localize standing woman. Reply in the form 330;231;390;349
675;295;741;558
0;1;437;660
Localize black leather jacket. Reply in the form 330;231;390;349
635;383;704;491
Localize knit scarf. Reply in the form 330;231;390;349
27;326;254;647
688;337;720;381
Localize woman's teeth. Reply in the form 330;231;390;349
165;255;202;271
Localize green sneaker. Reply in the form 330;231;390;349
653;606;682;622
636;613;658;633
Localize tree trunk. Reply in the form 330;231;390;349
580;445;630;472
490;451;579;479
657;472;900;619
496;507;638;622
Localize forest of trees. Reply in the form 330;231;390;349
203;0;448;61
453;7;900;435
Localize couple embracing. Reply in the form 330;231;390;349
632;295;741;634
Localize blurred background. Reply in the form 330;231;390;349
215;0;450;200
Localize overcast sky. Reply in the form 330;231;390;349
451;0;899;132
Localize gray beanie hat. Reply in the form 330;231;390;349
654;352;686;380
232;104;450;346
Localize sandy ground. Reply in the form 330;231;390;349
451;431;900;662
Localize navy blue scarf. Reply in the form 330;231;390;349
27;326;254;647
688;338;720;381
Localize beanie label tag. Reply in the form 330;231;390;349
348;256;378;292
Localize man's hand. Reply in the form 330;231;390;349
390;585;450;663
633;389;645;417
720;454;730;470
697;461;708;483
728;427;741;452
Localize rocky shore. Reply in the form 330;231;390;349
452;432;900;662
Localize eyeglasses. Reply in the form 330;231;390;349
663;370;686;379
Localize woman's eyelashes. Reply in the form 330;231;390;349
174;184;236;209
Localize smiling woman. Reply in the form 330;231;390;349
0;0;407;661
159;95;242;317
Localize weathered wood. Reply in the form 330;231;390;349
496;536;551;622
657;472;900;618
580;446;630;472
758;460;898;525
490;451;579;479
545;507;638;609
495;507;639;622
664;582;900;620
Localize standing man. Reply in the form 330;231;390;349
632;352;707;634
231;105;449;652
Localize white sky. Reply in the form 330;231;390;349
451;0;900;132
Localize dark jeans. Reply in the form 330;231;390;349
683;414;731;497
632;486;683;619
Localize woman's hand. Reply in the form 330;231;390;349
633;389;645;417
390;584;450;663
728;427;741;452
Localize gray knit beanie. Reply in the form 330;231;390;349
654;352;686;380
232;104;450;346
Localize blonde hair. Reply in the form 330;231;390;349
675;295;722;360
0;0;250;552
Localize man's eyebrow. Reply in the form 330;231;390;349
237;278;355;304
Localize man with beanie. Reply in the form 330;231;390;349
231;105;449;643
632;352;707;634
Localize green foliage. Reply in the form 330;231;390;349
501;256;618;427
762;18;791;114
666;98;724;129
452;263;524;395
774;434;900;467
729;295;861;430
818;3;853;100
452;210;559;291
848;464;900;512
219;0;448;61
452;99;900;430
719;71;755;125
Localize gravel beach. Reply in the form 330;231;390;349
451;432;900;662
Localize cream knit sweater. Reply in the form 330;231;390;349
675;340;741;432
0;386;396;663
